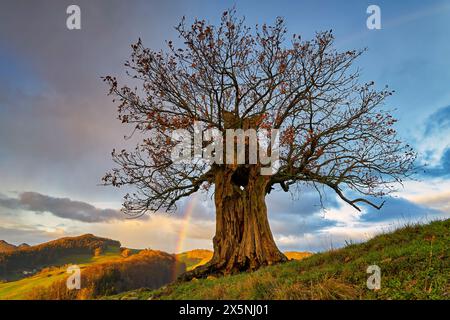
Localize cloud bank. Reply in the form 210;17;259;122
0;192;123;223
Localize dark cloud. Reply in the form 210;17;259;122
424;105;450;135
419;104;450;177
267;185;339;216
0;192;124;223
270;213;336;237
0;0;193;203
0;0;188;93
360;196;441;223
0;226;60;246
421;148;450;177
0;194;21;210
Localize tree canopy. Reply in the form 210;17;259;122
102;9;416;217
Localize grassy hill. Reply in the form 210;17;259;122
110;219;449;300
0;246;124;299
27;249;185;300
0;234;121;281
0;235;185;300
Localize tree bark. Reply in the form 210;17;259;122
179;165;287;280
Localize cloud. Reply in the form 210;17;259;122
417;105;450;167
0;191;216;251
273;207;380;252
267;185;339;217
0;189;446;253
0;192;124;223
421;147;450;177
408;191;450;213
0;225;66;246
0;0;191;203
359;196;441;223
424;105;450;136
270;213;336;237
79;215;214;253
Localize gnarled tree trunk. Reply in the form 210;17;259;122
180;165;286;280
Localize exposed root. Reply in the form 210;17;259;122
177;263;221;282
177;255;288;282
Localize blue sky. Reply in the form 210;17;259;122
0;0;449;252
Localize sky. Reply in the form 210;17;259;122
0;0;449;253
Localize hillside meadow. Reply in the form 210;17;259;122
110;219;449;300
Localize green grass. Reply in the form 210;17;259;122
52;246;125;265
175;255;204;270
0;246;124;300
175;250;213;271
0;268;68;299
109;219;449;300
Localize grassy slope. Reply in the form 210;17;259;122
0;246;123;299
175;249;213;271
111;219;449;300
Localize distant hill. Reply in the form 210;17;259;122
110;219;449;300
0;234;121;281
0;240;17;253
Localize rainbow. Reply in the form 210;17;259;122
172;195;198;280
